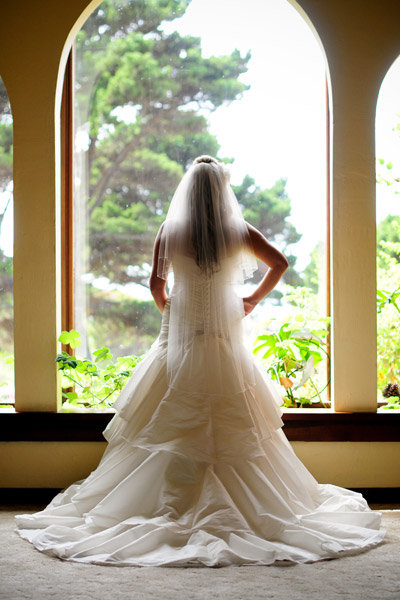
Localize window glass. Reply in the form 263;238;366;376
376;55;400;409
72;0;328;409
0;76;14;410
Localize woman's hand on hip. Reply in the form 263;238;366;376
242;297;257;316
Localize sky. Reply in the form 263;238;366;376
376;58;400;223
162;0;328;270
0;0;400;266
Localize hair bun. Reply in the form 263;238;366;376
193;155;218;165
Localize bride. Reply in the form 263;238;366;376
15;155;386;567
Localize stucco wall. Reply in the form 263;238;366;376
0;0;399;488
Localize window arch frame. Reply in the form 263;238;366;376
2;0;399;448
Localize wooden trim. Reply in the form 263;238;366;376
1;488;64;505
325;76;331;402
1;411;399;442
349;488;400;504
282;410;400;441
60;47;74;338
1;486;399;505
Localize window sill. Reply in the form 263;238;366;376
0;410;399;442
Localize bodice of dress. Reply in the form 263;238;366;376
169;253;244;340
163;253;253;396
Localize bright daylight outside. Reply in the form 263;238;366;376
376;55;400;411
0;76;13;410
0;0;398;412
67;0;329;412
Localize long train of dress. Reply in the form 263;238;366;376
15;258;386;567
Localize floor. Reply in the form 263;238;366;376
1;504;399;600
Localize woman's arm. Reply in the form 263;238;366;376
242;223;289;316
149;224;169;314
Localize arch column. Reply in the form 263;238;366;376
0;0;102;410
297;0;400;411
329;78;379;411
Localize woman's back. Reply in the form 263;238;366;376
166;250;253;396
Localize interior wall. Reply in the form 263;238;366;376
298;0;400;411
0;0;399;488
0;0;102;411
1;441;399;488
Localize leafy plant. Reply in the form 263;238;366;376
376;230;400;408
377;285;400;315
376;113;400;193
0;352;14;408
56;330;143;411
253;318;330;408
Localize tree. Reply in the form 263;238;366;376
0;78;13;355
72;0;303;352
77;0;251;287
376;118;400;398
377;214;400;266
233;176;302;287
0;81;12;191
302;241;325;294
0;1;304;357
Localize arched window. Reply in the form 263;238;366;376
65;0;329;410
0;76;13;410
376;55;400;408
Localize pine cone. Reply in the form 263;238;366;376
382;383;400;398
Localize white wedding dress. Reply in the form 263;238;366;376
15;253;386;567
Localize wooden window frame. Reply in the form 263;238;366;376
3;48;395;443
61;48;74;336
1;411;399;442
60;51;335;407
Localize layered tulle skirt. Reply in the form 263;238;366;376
15;304;386;566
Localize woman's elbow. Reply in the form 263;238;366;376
149;275;164;294
276;256;289;273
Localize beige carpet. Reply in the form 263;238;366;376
1;505;399;600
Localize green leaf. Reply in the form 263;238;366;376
93;347;113;361
298;397;312;406
58;329;82;349
261;346;276;360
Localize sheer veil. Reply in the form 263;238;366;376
156;156;259;394
157;156;257;284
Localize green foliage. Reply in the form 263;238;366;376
253;285;330;408
0;351;14;406
0;78;13;359
87;290;161;354
56;329;143;411
376;156;400;192
377;286;400;315
0;78;12;191
59;329;82;349
0;249;13;354
381;400;400;410
0;1;304;388
302;241;325;294
376;112;400;192
376;113;400;407
377;215;400;265
233;177;302;288
376;233;400;407
73;0;302;352
78;0;255;287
